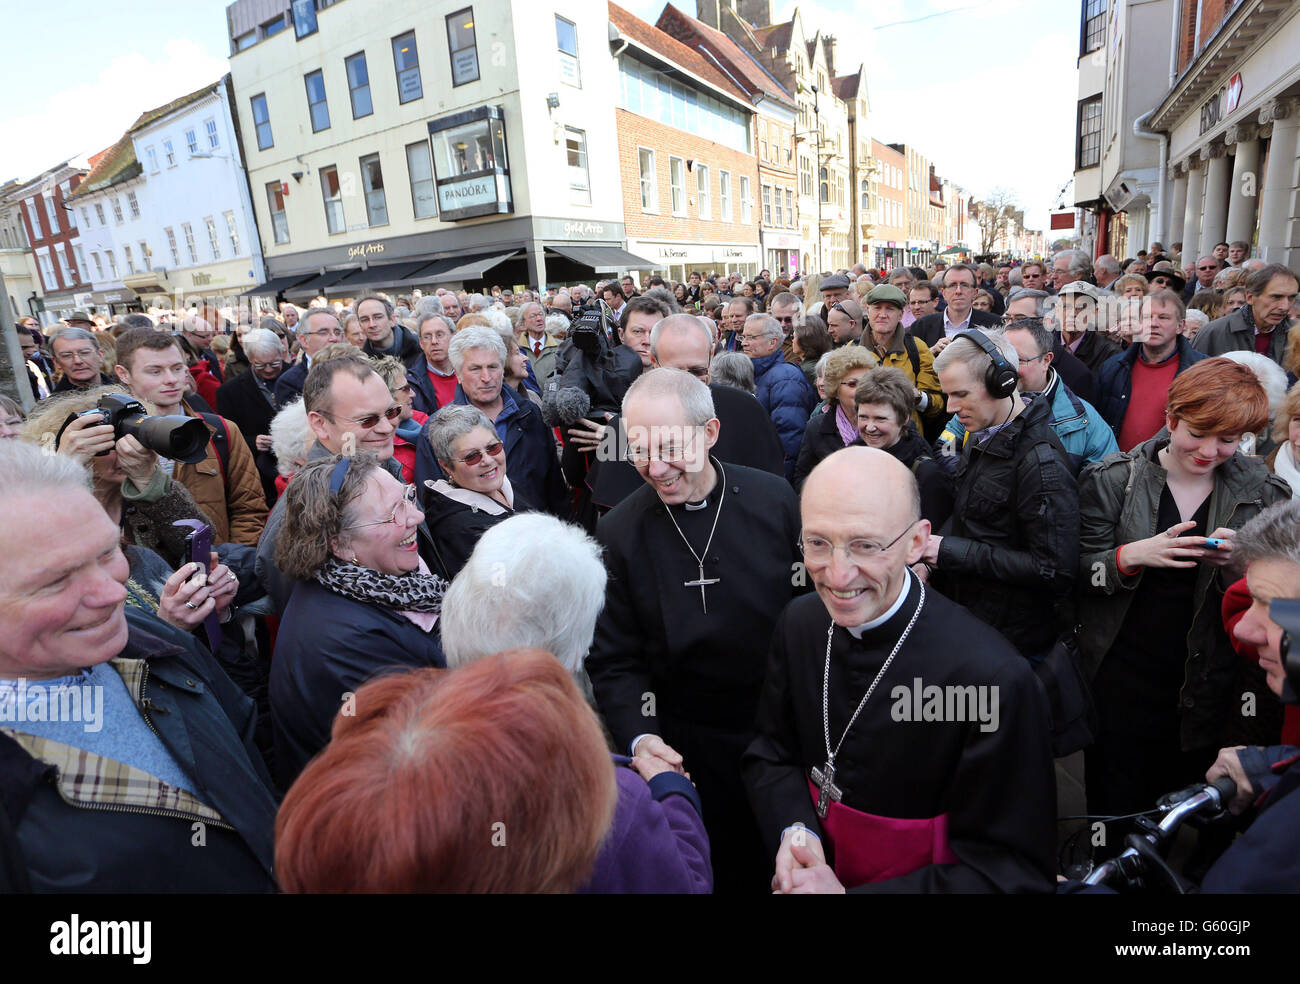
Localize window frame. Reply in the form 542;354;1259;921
1080;0;1107;57
251;94;274;150
405;141;438;220
1076;95;1102;169
718;169;731;220
224;211;240;254
345;52;373;119
305;69;331;133
185;128;198;155
164;140;176;167
556;15;580;88
359;153;389;228
565;127;591;206
182;222;199;264
637;147;657;213
391;30;423;104
446;8;480;87
762;184;772;226
164;227;180;266
265;184;290;245
669;155;686;217
204;216;221;260
320;164;346;234
205;118;220;149
139;241;152;272
126;190;139;219
740;175;752;225
696;163;710;221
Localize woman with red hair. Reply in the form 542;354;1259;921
275;650;619;893
1077;358;1291;833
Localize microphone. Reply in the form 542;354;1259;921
542;386;592;428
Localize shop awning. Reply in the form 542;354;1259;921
423;250;520;285
238;273;317;298
325;258;446;294
545;244;655;272
282;267;367;301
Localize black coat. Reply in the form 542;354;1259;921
406;352;454;417
270;579;445;789
936;395;1080;659
1050;341;1097;404
909;308;1000;348
1055;331;1121;376
849;426;955;529
0;618;278;892
792;405;852;492
273;358;308;406
421;481;530;581
216;369;282;505
362;322;422;370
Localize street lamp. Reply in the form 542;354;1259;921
812;84;822;275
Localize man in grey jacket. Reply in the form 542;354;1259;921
1192;263;1299;366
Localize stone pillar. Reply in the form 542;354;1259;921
525;240;548;294
1167;165;1188;249
1199;143;1231;258
1258;97;1300;265
1224;123;1261;245
1182;158;1205;260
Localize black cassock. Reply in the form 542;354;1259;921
743;575;1058;893
587;461;801;894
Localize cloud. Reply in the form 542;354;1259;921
0;39;229;183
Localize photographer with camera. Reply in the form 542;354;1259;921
113;329;267;547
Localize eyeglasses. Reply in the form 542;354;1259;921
344;484;419;531
944;282;975;291
800;520;918;565
301;327;344;339
56;348;98;361
395;382;413;394
453;440;503;466
1019;351;1050;363
320;405;402;429
250;359;283;371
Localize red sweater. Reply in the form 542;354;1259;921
1118;349;1180;452
427;366;459;408
1223;576;1300;746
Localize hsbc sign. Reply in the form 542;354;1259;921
1200;73;1244;135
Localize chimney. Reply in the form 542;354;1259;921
735;0;773;27
823;35;836;78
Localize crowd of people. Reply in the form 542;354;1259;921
4;239;1300;895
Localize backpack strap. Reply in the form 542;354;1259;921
199;412;231;485
903;332;920;377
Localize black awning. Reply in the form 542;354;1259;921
282;267;365;300
546;244;655;272
238;273;317;298
424;250;520;284
341;259;443;291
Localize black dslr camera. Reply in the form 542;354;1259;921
57;392;210;464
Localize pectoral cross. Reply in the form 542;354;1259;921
811;759;843;819
684;563;720;615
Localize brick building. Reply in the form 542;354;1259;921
611;3;761;281
10;160;89;324
656;3;799;278
869;139;906;270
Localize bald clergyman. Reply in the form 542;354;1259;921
743;447;1056;893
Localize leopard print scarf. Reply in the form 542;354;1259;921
314;558;447;614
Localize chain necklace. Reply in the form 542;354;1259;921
812;580;926;818
659;458;727;615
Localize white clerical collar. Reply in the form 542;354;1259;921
845;572;913;638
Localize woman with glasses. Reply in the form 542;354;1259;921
271;450;447;789
371;355;429;484
792;345;878;491
421;405;528;580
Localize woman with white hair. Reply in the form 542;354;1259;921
421;403;529;579
440;512;711;893
269;399;315;499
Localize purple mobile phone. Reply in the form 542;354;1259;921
174;519;222;652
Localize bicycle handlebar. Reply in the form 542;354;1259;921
1082;776;1237;888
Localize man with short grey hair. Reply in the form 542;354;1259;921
1049;249;1093;294
50;326;111;392
275;307;344;404
1094;254;1121;291
743;313;814;480
217;327;286;504
415;324;565;515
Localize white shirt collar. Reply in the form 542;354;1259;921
845;572;913;638
942;306;971;337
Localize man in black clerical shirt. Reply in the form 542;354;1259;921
744;447;1056;893
586;367;801;894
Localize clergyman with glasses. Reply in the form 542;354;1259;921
585;367;801;895
743;445;1057;894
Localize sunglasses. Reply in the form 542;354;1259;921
321;404;402;429
454;440;504;466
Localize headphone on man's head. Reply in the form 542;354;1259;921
956;329;1019;400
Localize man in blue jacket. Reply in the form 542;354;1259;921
414;324;567;516
938;318;1117;474
743;313;815;482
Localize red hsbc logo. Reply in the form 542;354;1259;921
1226;73;1243;114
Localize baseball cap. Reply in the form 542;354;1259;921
1057;281;1104;301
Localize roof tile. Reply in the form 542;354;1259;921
610;3;749;103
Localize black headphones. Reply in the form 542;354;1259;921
1271;598;1300;705
956;329;1018;399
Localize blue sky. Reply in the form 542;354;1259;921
0;0;1077;230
